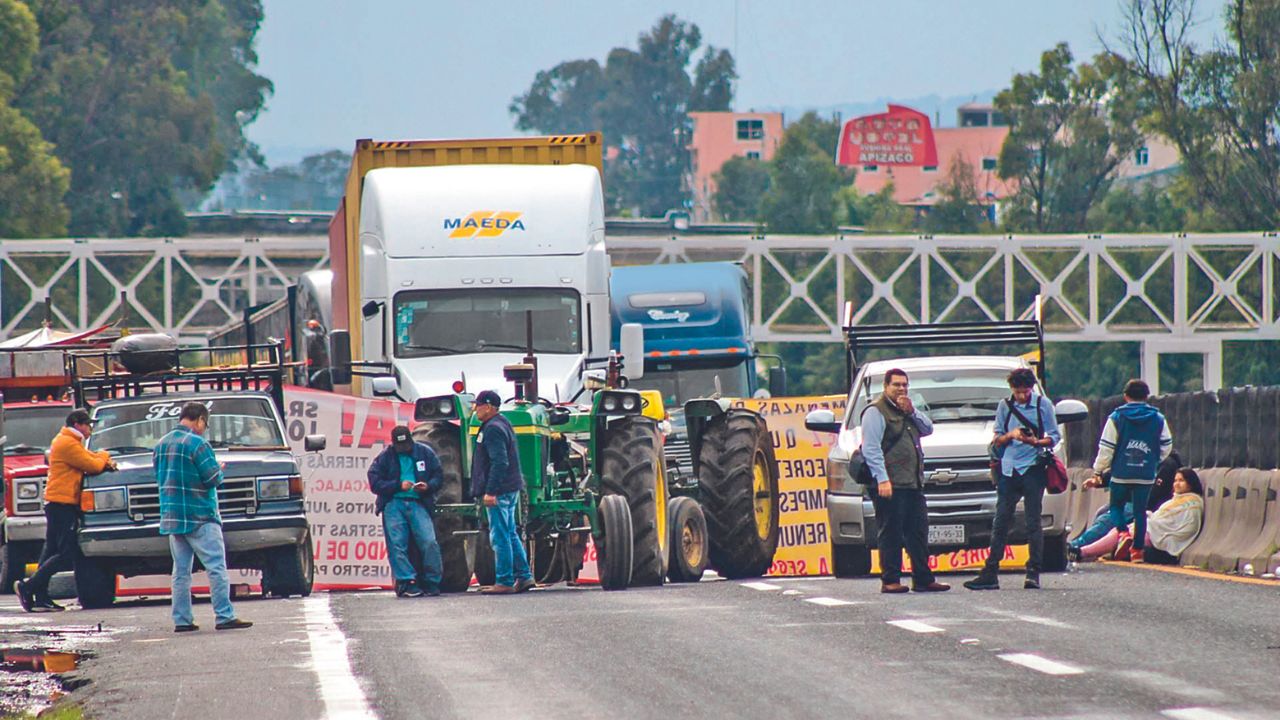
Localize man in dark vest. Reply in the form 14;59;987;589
470;390;534;595
1084;379;1173;564
860;368;950;594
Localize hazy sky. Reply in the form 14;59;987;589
246;0;1226;164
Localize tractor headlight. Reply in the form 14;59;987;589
599;391;642;415
602;395;618;412
438;398;452;415
415;394;458;420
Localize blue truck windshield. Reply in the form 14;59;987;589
394;288;581;358
850;368;1014;425
632;358;751;407
89;397;284;453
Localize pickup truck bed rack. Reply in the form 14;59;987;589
843;318;1045;385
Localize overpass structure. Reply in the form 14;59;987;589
2;232;1277;394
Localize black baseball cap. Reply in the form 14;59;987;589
66;409;95;427
390;425;413;450
475;390;501;408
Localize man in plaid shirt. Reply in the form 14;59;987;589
155;402;252;632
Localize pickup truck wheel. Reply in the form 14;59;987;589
1042;533;1069;572
666;497;708;583
596;494;633;591
417;423;474;593
0;539;37;594
832;544;872;577
599;416;666;586
696;410;781;579
262;531;314;598
73;556;115;609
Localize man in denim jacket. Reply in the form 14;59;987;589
368;425;445;597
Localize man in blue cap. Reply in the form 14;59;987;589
471;390;534;594
368;424;445;597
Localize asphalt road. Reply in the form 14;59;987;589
2;563;1278;719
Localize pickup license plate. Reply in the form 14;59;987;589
929;524;965;545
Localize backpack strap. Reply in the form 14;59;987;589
1006;395;1044;438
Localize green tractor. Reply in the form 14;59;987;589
417;355;781;591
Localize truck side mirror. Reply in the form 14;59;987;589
804;409;840;434
1054;398;1089;424
329;329;352;385
768;366;787;397
370;376;398;397
304;434;327;452
619;323;644;380
361;300;383;319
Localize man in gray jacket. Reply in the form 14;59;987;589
861;368;950;594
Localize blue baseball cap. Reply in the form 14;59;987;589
474;390;501;408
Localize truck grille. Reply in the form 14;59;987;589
922;458;995;495
127;477;258;520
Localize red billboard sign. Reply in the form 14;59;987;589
837;104;937;167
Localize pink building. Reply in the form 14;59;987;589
687;111;784;222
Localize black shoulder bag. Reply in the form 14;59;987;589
848;405;906;486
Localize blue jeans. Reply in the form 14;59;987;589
986;465;1046;574
382;498;443;588
1071;502;1134;549
487;491;531;587
169;521;236;626
1110;483;1152;548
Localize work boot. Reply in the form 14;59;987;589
880;582;909;594
1023;573;1040;590
963;567;1000;591
401;580;425;598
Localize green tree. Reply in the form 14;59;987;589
996;43;1144;232
15;1;269;236
924;152;989;233
1111;0;1280;230
711;155;769;221
759;112;848;233
840;183;915;232
0;0;68;237
512;15;736;215
1087;181;1189;231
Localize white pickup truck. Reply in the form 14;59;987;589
805;321;1088;576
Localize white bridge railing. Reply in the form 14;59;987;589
3;232;1278;393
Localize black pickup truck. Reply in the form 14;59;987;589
68;339;325;608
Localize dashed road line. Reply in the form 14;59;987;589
740;581;782;591
303;595;376;720
978;607;1075;629
887;619;945;634
803;597;861;607
1161;708;1240;720
781;589;802;596
997;653;1084;676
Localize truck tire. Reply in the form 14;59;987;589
73;556;115;609
418;424;474;593
599;416;667;586
596;494;633;591
832;544;872;578
696;410;780;579
666;497;708;583
262;531;314;598
1042;533;1069;572
0;539;36;594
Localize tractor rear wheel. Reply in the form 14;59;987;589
666;497;708;583
596;494;633;591
696;410;780;578
417;423;475;593
599;416;667;586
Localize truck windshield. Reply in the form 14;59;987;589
849;368;1015;425
393;288;581;358
88;397;285;453
3;406;67;455
631;358;751;407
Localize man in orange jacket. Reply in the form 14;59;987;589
15;409;116;612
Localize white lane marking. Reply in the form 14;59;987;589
887;619;945;634
977;607;1074;629
740;581;782;591
1162;708;1240;720
997;653;1084;676
781;589;802;596
303;595;376;720
803;597;861;607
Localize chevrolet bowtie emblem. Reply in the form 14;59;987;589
929;469;959;484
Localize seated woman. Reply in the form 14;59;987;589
1076;467;1205;564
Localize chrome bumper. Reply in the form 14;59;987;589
79;516;308;558
827;488;1068;548
3;515;48;543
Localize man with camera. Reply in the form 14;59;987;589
964;368;1059;591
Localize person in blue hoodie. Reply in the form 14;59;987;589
368;425;445;597
1085;379;1174;564
470;390;534;595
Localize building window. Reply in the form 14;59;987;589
960;111;989;127
981;157;997;171
863;165;878;172
923;165;938;172
1135;146;1149;166
736;119;764;140
991;111;1008;127
745;151;760;160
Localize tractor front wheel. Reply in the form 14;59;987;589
696;410;780;579
596;494;633;591
666;497;708;583
599;416;666;586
